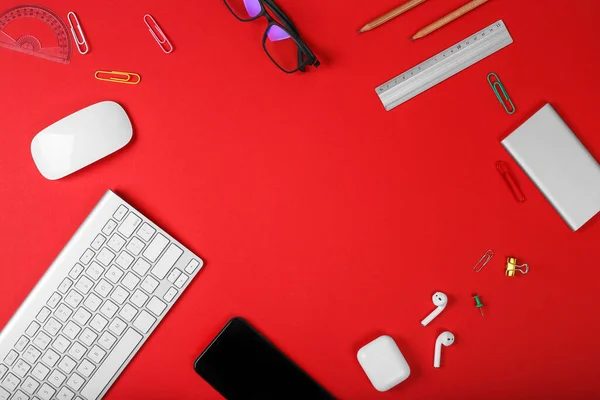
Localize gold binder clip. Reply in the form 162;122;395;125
94;70;141;85
505;257;529;277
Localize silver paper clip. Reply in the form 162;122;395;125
67;12;89;55
473;250;494;272
143;14;173;54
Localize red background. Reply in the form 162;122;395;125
1;0;600;398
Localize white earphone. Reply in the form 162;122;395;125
421;292;448;326
434;331;454;368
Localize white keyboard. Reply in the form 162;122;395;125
0;190;204;400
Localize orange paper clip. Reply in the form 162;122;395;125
144;14;173;54
94;70;141;85
497;161;525;203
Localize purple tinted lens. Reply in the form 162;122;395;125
267;25;291;41
243;0;262;17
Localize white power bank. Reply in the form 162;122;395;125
502;104;600;230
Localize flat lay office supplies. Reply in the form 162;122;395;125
357;335;411;392
376;20;513;111
496;161;525;203
223;0;320;73
487;73;515;114
411;0;489;40
0;5;71;64
502;104;600;231
143;14;173;54
506;257;529;276
194;317;333;399
473;295;484;316
433;332;454;368
67;12;89;55
31;101;132;180
0;190;204;399
473;250;494;272
358;0;429;34
421;292;448;326
94;70;141;85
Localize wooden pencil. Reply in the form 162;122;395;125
411;0;490;40
358;0;429;34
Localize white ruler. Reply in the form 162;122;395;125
376;20;513;111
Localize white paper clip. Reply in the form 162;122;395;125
143;14;173;54
67;12;89;55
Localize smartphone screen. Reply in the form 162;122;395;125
194;317;334;399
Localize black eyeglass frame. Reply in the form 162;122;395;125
223;0;320;73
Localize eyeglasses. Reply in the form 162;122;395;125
223;0;320;73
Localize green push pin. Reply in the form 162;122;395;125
473;295;484;316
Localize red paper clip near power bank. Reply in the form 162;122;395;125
497;161;526;203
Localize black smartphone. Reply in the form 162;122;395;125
194;317;334;399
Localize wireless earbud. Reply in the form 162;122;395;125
421;292;448;326
434;331;454;368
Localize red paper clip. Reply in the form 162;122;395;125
143;14;173;54
497;161;526;203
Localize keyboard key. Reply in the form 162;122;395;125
69;263;84;279
2;372;20;391
91;234;106;250
116;252;135;269
130;289;148;308
64;290;84;309
37;382;56;400
143;233;169;263
100;299;119;318
90;314;109;333
98;331;117;350
58;355;76;374
110;286;129;305
66;372;85;391
97;248;116;266
43;317;62;336
88;345;106;364
132;258;151;276
108;318;127;336
33;332;51;350
58;278;73;294
22;346;41;364
68;342;87;361
0;365;5;380
51;334;71;353
113;205;128;221
107;234;126;252
151;244;183;279
105;265;124;284
57;387;75;400
163;287;178;302
48;369;66;388
54;304;73;322
122;272;140;290
77;359;95;377
31;363;50;380
140;276;159;294
0;387;8;400
47;292;61;308
3;351;17;366
147;297;167;316
36;307;51;323
133;310;156;334
174;273;189;288
85;262;105;280
137;223;156;241
79;328;97;346
167;268;181;283
127;237;145;255
185;259;202;274
73;308;92;326
118;213;142;238
25;321;40;337
63;321;81;340
94;279;113;297
102;219;118;235
84;293;103;311
12;389;28;400
14;335;29;351
75;276;94;294
80;329;142;400
12;359;30;377
41;349;60;367
119;304;137;322
21;376;39;395
79;249;95;265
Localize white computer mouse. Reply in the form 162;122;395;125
31;101;133;180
